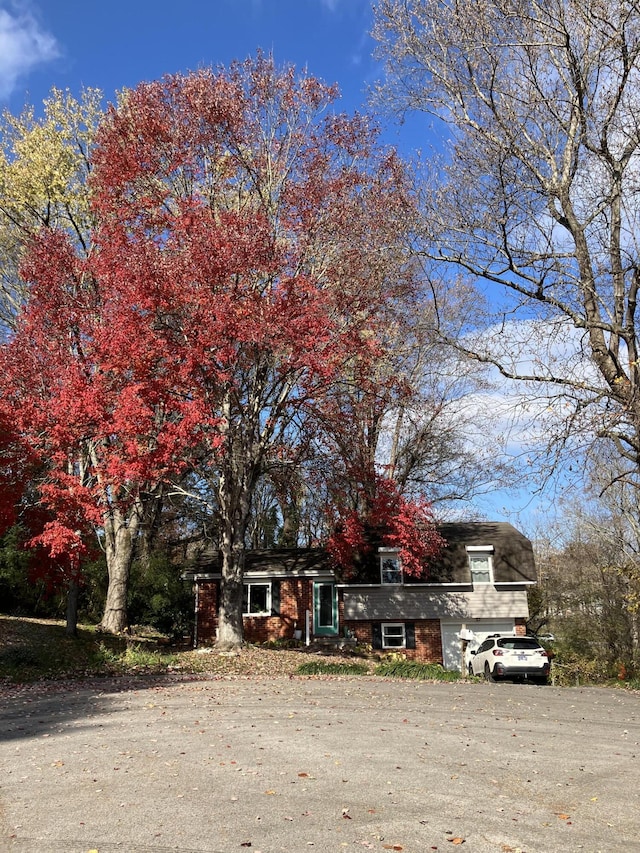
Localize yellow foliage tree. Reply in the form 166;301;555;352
0;86;103;329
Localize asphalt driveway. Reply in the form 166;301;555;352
0;675;638;852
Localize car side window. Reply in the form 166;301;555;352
478;640;492;653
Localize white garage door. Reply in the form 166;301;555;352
441;619;515;672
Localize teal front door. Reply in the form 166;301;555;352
313;581;338;636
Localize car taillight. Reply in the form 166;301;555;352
538;650;548;657
492;649;504;656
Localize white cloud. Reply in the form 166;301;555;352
0;3;59;100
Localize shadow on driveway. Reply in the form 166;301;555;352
0;673;210;742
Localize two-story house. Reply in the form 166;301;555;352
188;521;536;671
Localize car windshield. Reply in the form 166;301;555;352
497;638;541;650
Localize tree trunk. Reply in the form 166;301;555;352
279;500;299;547
216;542;245;650
214;429;255;650
65;578;79;637
100;506;141;633
135;485;164;571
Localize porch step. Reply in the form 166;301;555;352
308;636;357;651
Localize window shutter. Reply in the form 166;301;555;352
405;622;416;649
271;580;280;615
372;623;382;649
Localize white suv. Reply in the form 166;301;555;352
469;634;550;684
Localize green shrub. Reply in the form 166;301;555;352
91;640;178;673
296;660;370;676
549;652;611;686
0;525;65;618
92;640;122;668
127;553;193;638
375;660;462;681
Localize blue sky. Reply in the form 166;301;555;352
0;0;429;152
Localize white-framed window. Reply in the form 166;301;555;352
380;549;402;584
466;546;494;584
242;582;271;615
382;623;406;649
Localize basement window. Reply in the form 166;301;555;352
373;622;416;650
382;623;406;649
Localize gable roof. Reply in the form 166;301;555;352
192;547;333;577
189;522;536;585
431;522;536;584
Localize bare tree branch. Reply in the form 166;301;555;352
373;0;640;481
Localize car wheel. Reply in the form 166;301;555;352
468;663;474;676
484;662;494;682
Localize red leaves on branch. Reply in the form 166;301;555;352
0;413;34;535
0;222;213;562
328;476;444;579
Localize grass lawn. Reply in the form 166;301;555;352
0;615;181;682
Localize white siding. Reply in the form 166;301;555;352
342;585;529;622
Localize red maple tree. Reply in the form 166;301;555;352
2;56;419;644
0;228;213;632
85;56;419;647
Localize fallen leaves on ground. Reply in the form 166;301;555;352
184;644;377;678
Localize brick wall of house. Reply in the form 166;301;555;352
195;580;218;645
280;577;313;632
347;620;372;646
196;577;314;645
344;619;443;664
244;577;313;643
414;619;443;663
